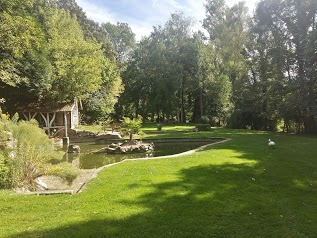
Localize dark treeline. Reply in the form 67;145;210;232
1;0;317;134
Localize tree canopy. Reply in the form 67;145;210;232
0;0;122;116
1;0;317;134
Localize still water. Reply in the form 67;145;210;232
65;141;214;169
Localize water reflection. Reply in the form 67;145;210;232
64;141;214;169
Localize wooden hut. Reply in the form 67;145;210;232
18;100;80;137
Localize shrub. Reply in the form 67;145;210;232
0;111;81;190
157;123;163;131
195;124;211;131
121;116;143;141
198;116;211;124
0;152;10;188
8;120;64;189
8;120;79;190
49;162;80;185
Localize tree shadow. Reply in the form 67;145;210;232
7;131;317;237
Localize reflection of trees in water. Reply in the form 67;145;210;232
62;141;219;169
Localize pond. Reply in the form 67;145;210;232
64;139;220;169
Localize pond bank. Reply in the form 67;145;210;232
21;138;230;195
78;137;231;193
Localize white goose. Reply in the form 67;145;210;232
268;139;275;147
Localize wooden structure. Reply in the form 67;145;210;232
18;100;79;137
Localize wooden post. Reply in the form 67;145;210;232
64;112;68;137
46;113;50;135
63;112;69;146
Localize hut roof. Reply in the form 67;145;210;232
18;102;76;113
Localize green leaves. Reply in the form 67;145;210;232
0;1;123;116
101;22;136;66
44;8;104;102
0;11;43;86
122;116;143;141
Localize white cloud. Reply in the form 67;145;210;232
76;0;116;23
226;0;258;13
75;0;257;41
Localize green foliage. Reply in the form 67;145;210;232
8;120;62;189
198;116;211;124
156;123;163;131
0;11;44;86
2;0;317;135
101;22;136;66
49;162;80;185
195;124;211;131
0;152;11;188
121;116;143;141
44;8;105;102
117;13;201;123
83;58;123;120
0;111;79;190
0;1;122;117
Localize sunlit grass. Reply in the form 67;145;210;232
0;127;317;237
78;124;103;132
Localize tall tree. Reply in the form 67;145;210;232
203;1;249;126
247;0;317;132
43;8;105;103
0;0;53;111
101;22;136;67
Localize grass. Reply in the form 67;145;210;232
1;127;317;237
78;124;104;132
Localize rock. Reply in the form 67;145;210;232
95;132;122;141
53;138;63;148
56;129;97;139
34;177;48;191
67;144;80;153
36;176;70;190
106;140;154;154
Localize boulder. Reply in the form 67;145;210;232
106;140;154;154
96;132;122;140
34;177;48;191
67;144;80;153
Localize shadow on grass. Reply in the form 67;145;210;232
7;130;317;237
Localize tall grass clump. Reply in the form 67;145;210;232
8;120;61;189
0;110;79;190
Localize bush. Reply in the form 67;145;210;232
49;162;80;185
195;124;211;131
157;123;163;131
0;112;81;190
121;116;142;141
7;120;75;190
0;152;10;188
198;116;211;124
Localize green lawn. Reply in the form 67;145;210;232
1;128;317;237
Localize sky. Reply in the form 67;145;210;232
75;0;258;41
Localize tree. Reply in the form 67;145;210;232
43;8;105;103
0;0;53;111
83;58;123;121
121;117;142;141
101;22;136;67
244;0;317;132
54;0;116;59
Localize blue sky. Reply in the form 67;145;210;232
75;0;257;41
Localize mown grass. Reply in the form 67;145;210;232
0;127;317;237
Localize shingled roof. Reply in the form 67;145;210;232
18;102;76;113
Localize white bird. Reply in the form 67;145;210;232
268;139;275;147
